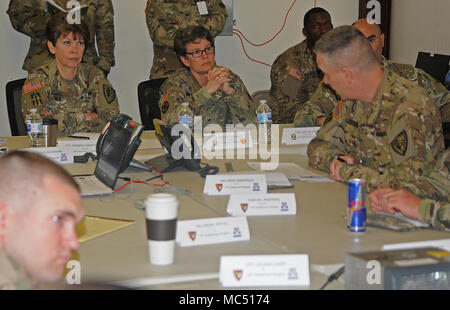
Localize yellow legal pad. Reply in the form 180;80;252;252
76;215;135;243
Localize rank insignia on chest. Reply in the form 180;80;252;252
103;85;116;104
288;67;303;80
391;130;408;156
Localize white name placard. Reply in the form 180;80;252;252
282;127;320;145
21;146;73;164
176;217;250;247
57;139;98;156
203;174;267;195
219;255;310;287
203;131;254;151
227;193;297;216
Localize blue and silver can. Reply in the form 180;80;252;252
347;178;366;232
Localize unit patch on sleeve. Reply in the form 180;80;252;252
103;85;116;104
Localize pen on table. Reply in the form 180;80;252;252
68;135;90;140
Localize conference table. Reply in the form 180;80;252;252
2;126;449;290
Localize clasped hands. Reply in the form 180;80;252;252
205;66;234;96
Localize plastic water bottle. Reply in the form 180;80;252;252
177;102;193;131
26;108;44;147
256;99;272;144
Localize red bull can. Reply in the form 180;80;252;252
347;178;366;232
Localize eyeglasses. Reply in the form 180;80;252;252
185;46;215;58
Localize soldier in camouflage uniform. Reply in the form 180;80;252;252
370;150;449;230
159;26;257;128
7;0;115;75
307;26;445;193
0;151;84;289
145;0;227;80
21;13;120;136
268;7;333;124
294;19;450;127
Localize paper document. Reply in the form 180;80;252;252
76;215;135;243
382;238;450;252
248;162;332;182
74;175;113;196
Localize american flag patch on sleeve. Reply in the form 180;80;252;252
23;79;42;94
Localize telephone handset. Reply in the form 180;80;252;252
94;114;144;188
146;119;202;172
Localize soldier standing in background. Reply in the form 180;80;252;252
268;7;333;124
7;0;115;76
145;0;227;81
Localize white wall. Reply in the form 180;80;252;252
0;0;359;136
390;0;450;66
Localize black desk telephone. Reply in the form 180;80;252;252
94;114;144;188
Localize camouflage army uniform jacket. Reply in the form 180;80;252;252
407;150;450;230
145;0;227;79
7;0;115;74
159;68;257;128
21;60;120;136
0;252;33;290
269;40;322;124
307;69;445;193
294;55;450;126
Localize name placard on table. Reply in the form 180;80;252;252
176;216;250;247
203;131;254;151
282;127;320;145
219;254;310;287
203;174;267;195
227;193;297;216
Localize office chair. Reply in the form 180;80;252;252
137;78;166;130
5;78;27;136
415;52;450;85
251;90;270;104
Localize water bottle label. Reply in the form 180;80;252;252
257;112;272;123
27;122;43;133
178;115;193;125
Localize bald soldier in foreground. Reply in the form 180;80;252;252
307;26;445;193
0;151;85;289
294;19;450;127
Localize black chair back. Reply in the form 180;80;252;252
415;52;450;85
6;78;27;136
137;78;166;130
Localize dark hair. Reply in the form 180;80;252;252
174;26;214;58
46;12;90;47
303;7;331;28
